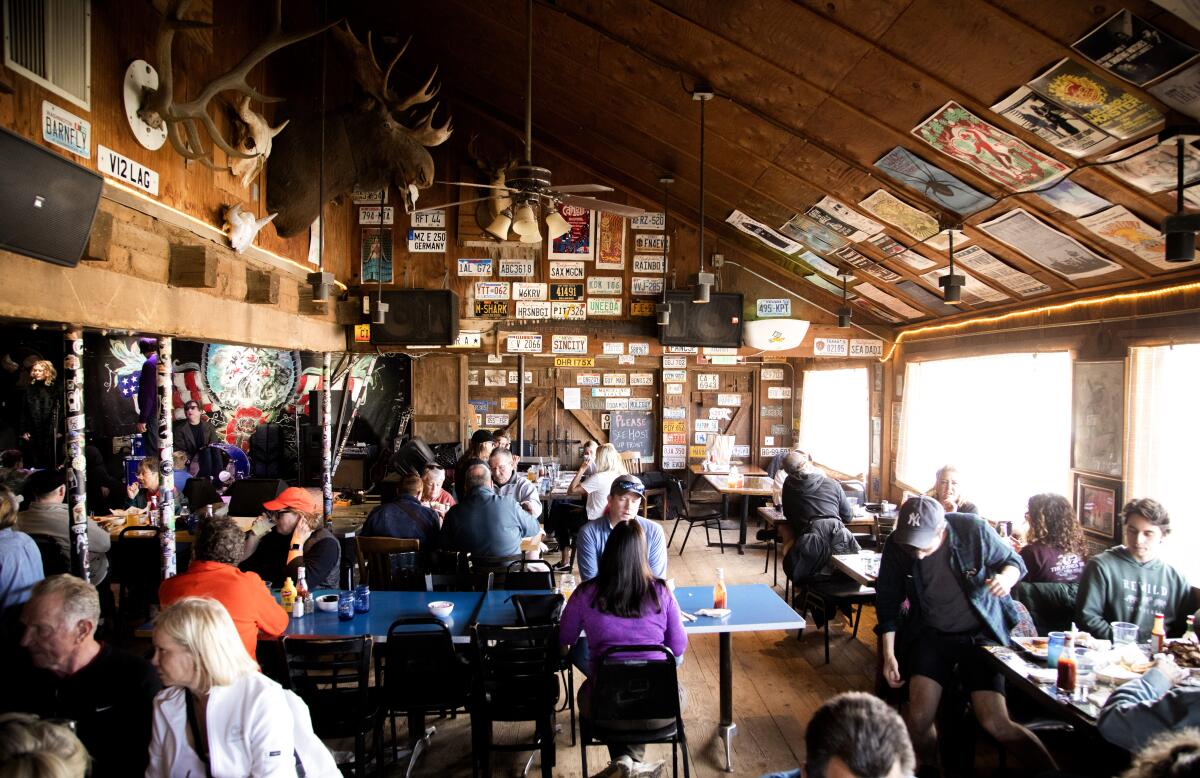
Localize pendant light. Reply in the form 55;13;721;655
837;269;853;328
656;175;674;326
1162;131;1200;262
306;17;333;303
690;85;714;303
939;226;965;304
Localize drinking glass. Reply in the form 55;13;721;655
1047;631;1067;668
559;574;577;602
1074;648;1096;701
1112;622;1139;645
337;591;355;621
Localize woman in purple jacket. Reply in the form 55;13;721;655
560;519;686;778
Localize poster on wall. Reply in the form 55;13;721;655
804;196;884;242
1097;136;1200;193
857;191;939;240
978;209;1121;280
1027;59;1163;139
1077;205;1171;268
990;87;1117;158
1034;179;1112;217
1149;61;1200;120
596;212;626;269
549;203;596;260
1073;10;1197;87
911;101;1071;190
1072;361;1124;477
360;228;393;284
726;210;804;253
873;146;995;215
953;245;1051;297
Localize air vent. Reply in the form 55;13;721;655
3;0;91;110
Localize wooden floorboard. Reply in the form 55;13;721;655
383;514;880;777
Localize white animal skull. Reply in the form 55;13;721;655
229;95;289;188
223;203;277;253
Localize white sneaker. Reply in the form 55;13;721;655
630;759;666;778
590;755;633;778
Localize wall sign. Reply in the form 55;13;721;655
586;297;622;316
43;101;90;158
756;298;792;317
453;332;482;348
407;229;446;252
551;301;587;320
587;276;623;295
634;234;668;253
697;374;719;390
410;209;444;228
358;206;395;225
849;338;884;357
458;258;493;276
629;343;650;356
592;387;631;397
555;357;594;368
629;373;654;386
633;255;666;273
500;259;536;277
577;373;601;385
602;373;628;386
761;368;785;381
552;334;588;354
97;145;158;195
631;277;665;296
814;337;849;357
549;261;586;280
474;282;510;300
663;356;687;369
512;282;548;300
603;342;625;355
514;301;551;319
631;212;666;230
505;334;543;353
549;283;585;300
473;300;509;318
630;301;655;317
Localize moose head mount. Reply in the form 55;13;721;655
266;23;453;237
127;0;335;165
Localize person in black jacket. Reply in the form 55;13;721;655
135;339;159;460
171;400;220;478
19;360;58;469
780;450;854;530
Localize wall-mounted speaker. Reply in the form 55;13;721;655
370;290;460;345
658;291;744;348
0;126;103;267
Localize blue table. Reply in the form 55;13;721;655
284;590;484;644
281;583;803;772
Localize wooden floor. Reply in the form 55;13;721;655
382;515;879;777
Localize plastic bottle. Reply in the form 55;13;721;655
296;567;313;616
1183;614;1197;644
1152;612;1167;654
1056;633;1076;695
280;577;297;612
713;567;727;610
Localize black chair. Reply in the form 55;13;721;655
795;578;876;664
664;477;724;556
470;554;524;588
579;645;689;778
113;525;163;633
425;572;493;592
432;549;471;574
379;617;472;776
471;623;561;778
504;559;555;591
356;536;421;591
28;533;69;575
281;635;382;777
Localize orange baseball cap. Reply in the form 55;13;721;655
262;486;320;514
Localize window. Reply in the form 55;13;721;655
1128;343;1200;580
896;352;1071;522
799;367;868;478
3;0;91;110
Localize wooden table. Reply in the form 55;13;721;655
688;463;766;476
703;474;775;554
831;551;881;586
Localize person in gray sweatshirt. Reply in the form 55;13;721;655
1075;498;1194;641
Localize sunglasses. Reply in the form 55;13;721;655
614;480;645;496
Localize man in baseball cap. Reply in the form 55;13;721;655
240;487;341;589
875;496;1051;775
574;475;666;582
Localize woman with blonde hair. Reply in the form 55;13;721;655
0;712;90;778
569;443;629;521
146;597;339;777
928;464;979;515
20;360;59;469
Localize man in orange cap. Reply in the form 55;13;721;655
240;486;341;589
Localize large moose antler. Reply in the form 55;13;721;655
138;0;336;167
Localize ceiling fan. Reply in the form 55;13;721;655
413;0;643;239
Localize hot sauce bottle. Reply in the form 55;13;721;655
1056;633;1077;696
713;567;727;610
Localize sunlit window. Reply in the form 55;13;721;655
799;367;868;478
896;352;1071;522
1128;343;1200;581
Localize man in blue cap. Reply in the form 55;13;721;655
575;475;666;582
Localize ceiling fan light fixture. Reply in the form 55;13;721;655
485;207;513;241
545;209;570;240
511;203;539;236
519;230;542;244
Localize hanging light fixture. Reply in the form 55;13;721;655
1161;129;1200;262
689;85;715;304
544;204;570;240
837;269;853;328
939;226;966;304
657;175;674;326
485;207;513;241
307;17;333;305
510;201;539;236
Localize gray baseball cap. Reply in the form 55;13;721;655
891;496;946;548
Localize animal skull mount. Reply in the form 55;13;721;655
224;204;277;253
130;0;334;164
266;23;452;237
229;95;288;188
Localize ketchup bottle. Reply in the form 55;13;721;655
713;567;727;610
1056;633;1077;696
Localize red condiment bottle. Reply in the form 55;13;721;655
1056;634;1077;696
713;567;727;610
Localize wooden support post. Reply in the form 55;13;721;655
321;353;333;525
156;337;177;579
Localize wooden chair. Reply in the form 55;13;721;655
355;536;420;590
618;451;667;519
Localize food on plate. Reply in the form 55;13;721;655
1168;640;1200;668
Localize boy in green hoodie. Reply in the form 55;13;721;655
1075;498;1195;641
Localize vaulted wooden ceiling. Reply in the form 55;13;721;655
351;0;1200;329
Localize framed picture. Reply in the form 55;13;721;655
1071;360;1124;477
1074;472;1122;542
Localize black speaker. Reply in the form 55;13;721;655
226;478;288;517
391;437;436;476
658;291;744;348
371;290;460;345
0;126;103;267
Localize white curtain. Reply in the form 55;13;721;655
896;352;1072;523
799;367;868;477
1128;343;1200;581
